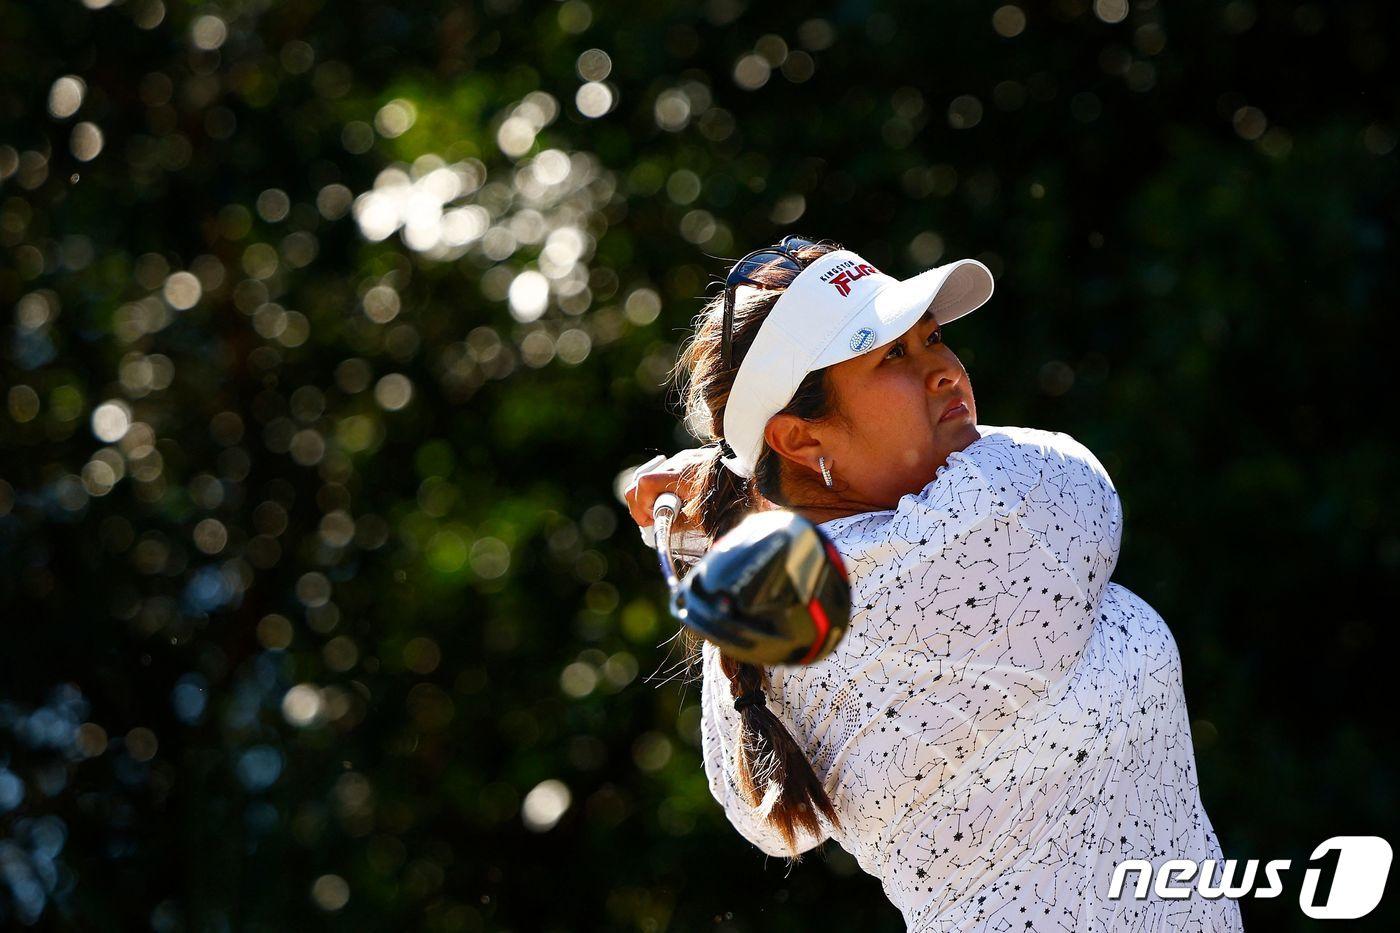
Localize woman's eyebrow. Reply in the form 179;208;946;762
875;310;940;358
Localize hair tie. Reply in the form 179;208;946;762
733;690;766;713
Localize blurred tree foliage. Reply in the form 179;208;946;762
0;0;1397;930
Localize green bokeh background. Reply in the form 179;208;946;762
1;0;1396;930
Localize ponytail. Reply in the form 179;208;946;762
670;244;847;858
720;652;842;858
677;445;843;859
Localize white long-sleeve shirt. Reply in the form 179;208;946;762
699;424;1243;932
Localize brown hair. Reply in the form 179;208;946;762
670;237;844;860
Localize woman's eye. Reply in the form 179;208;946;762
884;342;905;360
926;329;943;346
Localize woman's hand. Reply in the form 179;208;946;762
622;448;711;532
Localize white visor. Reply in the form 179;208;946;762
719;249;994;478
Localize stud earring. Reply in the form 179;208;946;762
819;455;833;488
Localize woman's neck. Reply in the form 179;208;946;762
787;491;890;526
793;505;868;526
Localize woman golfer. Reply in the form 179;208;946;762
624;236;1243;931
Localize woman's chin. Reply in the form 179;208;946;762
939;418;981;448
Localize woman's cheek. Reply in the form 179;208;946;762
847;376;924;456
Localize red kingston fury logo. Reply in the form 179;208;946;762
822;260;883;297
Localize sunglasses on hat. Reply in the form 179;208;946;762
720;235;822;371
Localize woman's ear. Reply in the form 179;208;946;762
764;413;824;473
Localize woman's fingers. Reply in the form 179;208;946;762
623;448;710;527
627;469;687;528
622;455;664;527
623;454;664;502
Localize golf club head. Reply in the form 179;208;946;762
675;510;850;666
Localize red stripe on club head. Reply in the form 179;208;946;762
799;596;832;665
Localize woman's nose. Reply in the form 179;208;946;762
924;357;960;395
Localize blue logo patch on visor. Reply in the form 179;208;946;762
849;327;877;353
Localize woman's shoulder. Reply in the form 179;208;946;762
816;424;1100;547
948;424;1109;486
915;423;1091;471
989;424;1115;489
978;423;1089;457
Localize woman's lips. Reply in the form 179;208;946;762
938;400;969;423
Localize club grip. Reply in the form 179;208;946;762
651;491;681;541
651;491;681;521
650;492;683;590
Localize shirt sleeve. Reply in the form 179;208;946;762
884;425;1122;609
698;639;831;859
777;427;1124;863
1018;429;1124;609
844;425;1125;708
